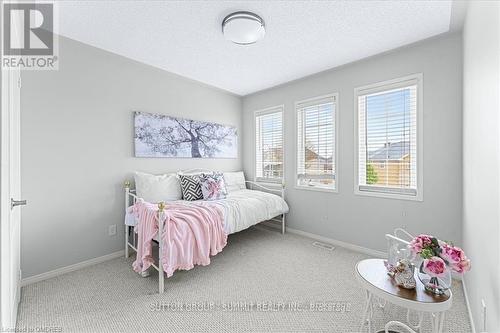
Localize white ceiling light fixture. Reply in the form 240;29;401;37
222;11;265;45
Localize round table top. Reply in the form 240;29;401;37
355;258;452;312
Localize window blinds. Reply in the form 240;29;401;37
358;83;418;196
255;107;283;182
296;95;336;190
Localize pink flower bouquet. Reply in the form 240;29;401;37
409;234;471;294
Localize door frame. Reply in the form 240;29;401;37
1;6;22;328
1;67;22;331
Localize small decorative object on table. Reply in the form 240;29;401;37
409;234;471;295
385;259;416;289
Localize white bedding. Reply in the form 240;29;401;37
125;189;289;234
191;189;289;234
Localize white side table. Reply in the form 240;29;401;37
355;259;452;333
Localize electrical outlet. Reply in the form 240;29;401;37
108;224;117;236
401;211;407;217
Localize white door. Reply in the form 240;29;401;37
1;35;23;331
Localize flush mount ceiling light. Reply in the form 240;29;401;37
222;11;265;45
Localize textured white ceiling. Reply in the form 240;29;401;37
56;1;452;96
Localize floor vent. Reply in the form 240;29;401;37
312;241;335;251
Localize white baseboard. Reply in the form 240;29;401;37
462;276;477;333
287;227;387;258
21;250;124;287
260;221;387;258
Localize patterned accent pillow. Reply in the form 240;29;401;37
179;174;203;201
199;172;228;201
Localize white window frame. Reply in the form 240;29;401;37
294;93;339;193
354;73;423;201
253;105;285;184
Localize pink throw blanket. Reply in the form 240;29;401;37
132;200;227;277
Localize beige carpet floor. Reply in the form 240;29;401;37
17;226;472;332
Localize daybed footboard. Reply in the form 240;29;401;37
245;180;286;234
124;181;166;293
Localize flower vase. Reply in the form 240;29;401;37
418;262;451;295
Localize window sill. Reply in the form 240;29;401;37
294;185;338;193
354;189;423;201
254;179;283;185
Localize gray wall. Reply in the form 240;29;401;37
20;36;242;278
463;2;500;332
242;33;463;252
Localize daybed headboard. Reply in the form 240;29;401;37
125;169;285;202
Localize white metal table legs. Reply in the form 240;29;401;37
406;309;424;332
360;293;445;333
360;291;374;333
360;292;390;333
431;312;445;333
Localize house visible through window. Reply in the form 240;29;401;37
356;75;421;199
296;94;337;190
255;107;283;182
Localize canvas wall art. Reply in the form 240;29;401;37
134;112;238;158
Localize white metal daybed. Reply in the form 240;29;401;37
124;169;288;293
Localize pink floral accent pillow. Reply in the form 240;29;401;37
199;172;228;201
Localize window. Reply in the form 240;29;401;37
255;106;284;183
296;94;337;191
356;74;422;200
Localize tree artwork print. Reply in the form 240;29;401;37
134;112;238;158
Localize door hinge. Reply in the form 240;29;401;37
17;76;21;88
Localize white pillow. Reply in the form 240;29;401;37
134;172;182;203
223;171;246;193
